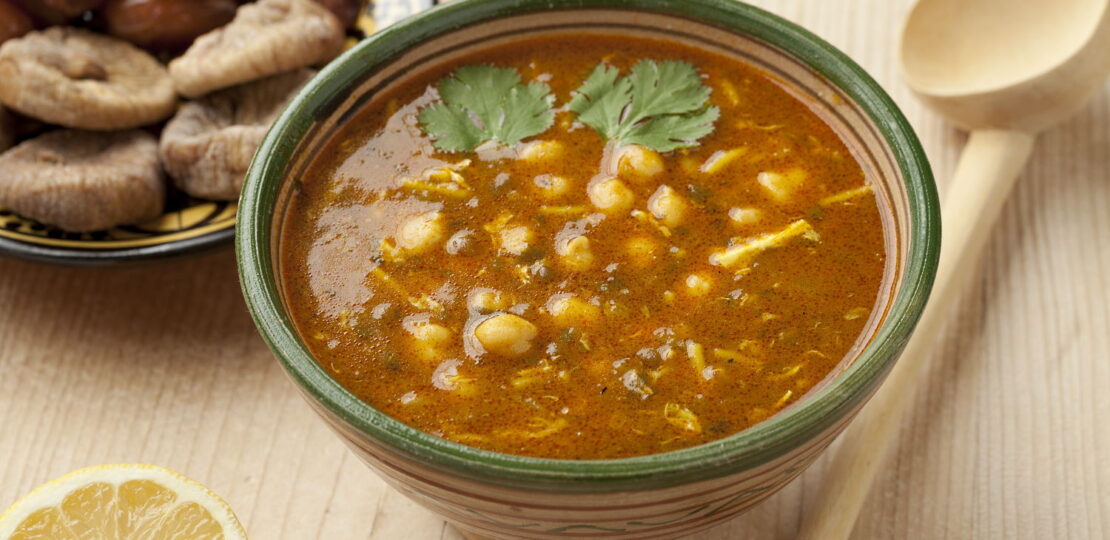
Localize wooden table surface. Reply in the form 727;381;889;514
2;1;1109;538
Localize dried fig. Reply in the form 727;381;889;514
313;0;364;28
101;0;237;51
160;69;313;200
0;105;13;152
168;0;343;98
0;28;177;130
0;0;33;45
13;0;103;25
0;129;165;232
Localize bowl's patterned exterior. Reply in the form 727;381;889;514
238;1;939;538
315;395;859;539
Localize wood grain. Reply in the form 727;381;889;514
1;1;1108;538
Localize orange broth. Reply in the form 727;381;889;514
279;34;887;459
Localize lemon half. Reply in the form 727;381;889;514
0;464;247;539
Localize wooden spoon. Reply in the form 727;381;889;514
797;1;1110;538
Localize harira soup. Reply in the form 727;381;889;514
278;33;888;460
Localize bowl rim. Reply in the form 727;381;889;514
237;0;940;493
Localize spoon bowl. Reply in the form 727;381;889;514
900;0;1110;131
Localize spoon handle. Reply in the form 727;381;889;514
797;129;1035;540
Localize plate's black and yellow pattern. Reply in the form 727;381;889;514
0;2;430;265
0;197;237;264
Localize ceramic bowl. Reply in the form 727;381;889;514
238;0;940;537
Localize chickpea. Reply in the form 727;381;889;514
468;288;511;313
615;144;664;181
397;211;445;254
499;225;533;256
546;294;601;327
647;185;688;227
404;317;452;346
728;207;763;226
474;313;538;357
757;168;807;203
683;272;714;296
517;140;564;162
625;236;659;267
404;315;452;363
445;229;477;256
588;177;634;213
533;174;572;199
556;235;594;271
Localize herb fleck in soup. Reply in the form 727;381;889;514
279;34;886;459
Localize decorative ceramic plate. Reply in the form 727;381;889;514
0;0;433;265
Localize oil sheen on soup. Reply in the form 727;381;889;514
280;34;887;459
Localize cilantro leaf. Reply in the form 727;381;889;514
622;106;720;151
418;65;555;152
568;59;720;152
567;63;631;140
418;102;483;152
500;81;557;145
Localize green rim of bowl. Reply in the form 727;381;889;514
238;0;940;492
